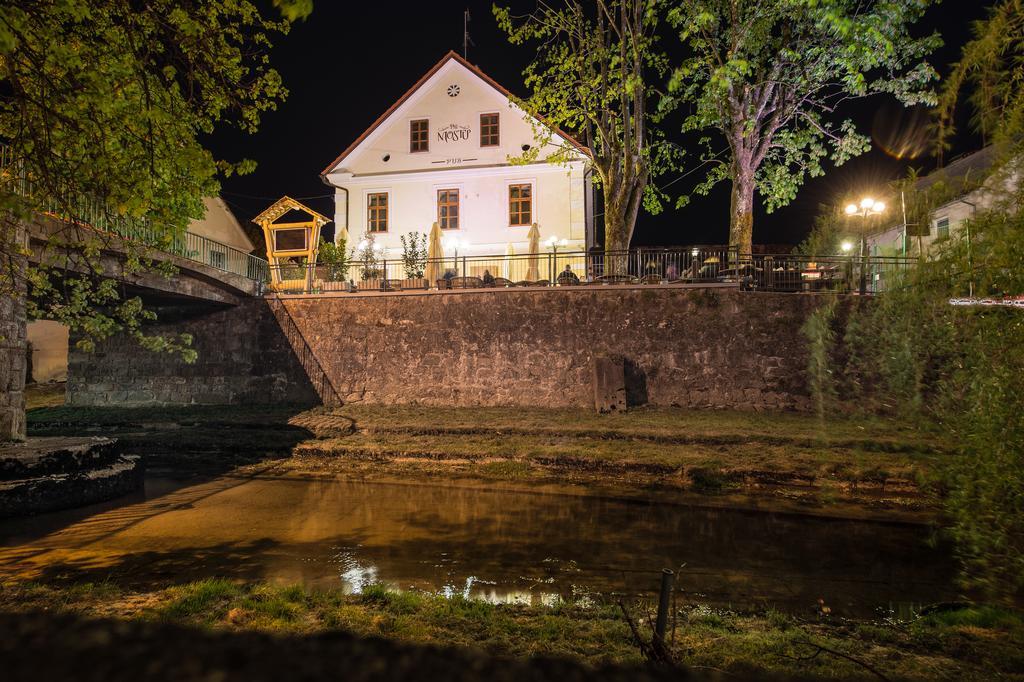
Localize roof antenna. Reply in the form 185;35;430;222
463;9;474;60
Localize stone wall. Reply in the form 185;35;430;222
274;286;821;411
1;223;27;441
67;299;319;407
69;287;826;411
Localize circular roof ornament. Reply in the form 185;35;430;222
447;84;460;97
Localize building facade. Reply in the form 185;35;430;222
320;52;593;259
866;147;999;257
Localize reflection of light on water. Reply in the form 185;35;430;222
331;547;380;595
328;548;598;607
441;576;475;600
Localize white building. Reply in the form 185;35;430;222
320;52;594;259
867;147;998;257
189;196;256;254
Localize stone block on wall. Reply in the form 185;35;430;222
592;354;626;413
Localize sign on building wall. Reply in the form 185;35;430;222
437;123;471;143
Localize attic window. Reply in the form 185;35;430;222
410;119;429;153
480;113;499;147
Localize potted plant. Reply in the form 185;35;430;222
400;231;429;288
316;237;349;291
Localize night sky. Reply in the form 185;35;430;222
210;1;992;250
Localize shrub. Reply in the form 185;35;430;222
318;236;348;281
400;231;429;279
803;175;1024;603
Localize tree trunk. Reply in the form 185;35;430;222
730;170;755;260
602;182;644;276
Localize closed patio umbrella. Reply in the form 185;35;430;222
504;242;514;280
526;222;540;281
425;221;443;287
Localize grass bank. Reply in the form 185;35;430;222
289;405;946;517
25;398;947;517
1;579;1020;680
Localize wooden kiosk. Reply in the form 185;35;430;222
254;196;331;292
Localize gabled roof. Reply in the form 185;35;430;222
917;146;996;192
253;195;331;226
320;50;588;176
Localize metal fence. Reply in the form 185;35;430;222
1;145;267;282
269;247;915;295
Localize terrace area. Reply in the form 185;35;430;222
271;246;914;296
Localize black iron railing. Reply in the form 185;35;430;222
268;247;915;295
266;298;341;405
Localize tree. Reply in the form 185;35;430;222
495;0;679;264
668;0;940;256
0;0;309;356
936;0;1024;160
803;0;1024;602
400;231;428;279
0;0;307;440
318;236;349;282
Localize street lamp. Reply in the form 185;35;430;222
545;236;569;282
443;236;469;275
844;196;886;294
846;197;885;219
840;240;853;253
545;235;568;253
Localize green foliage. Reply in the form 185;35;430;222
804;173;1024;602
351;233;382;280
796;206;847;258
317;236;349;282
0;0;302;358
399;231;428;279
801;298;838;422
803;1;1024;593
667;0;940;252
494;1;682;252
158;578;241;621
936;0;1024;156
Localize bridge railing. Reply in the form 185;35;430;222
0;145;267;282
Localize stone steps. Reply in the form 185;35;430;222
0;437;143;518
0;437;122;481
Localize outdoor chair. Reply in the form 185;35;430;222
515;279;549;287
450;276;483;289
640;274;663;285
490;277;513;287
596;274;638;285
697;265;722;281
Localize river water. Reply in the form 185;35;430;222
0;472;957;618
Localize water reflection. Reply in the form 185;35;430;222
0;474;957;617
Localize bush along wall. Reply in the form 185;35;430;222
802;171;1024;604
